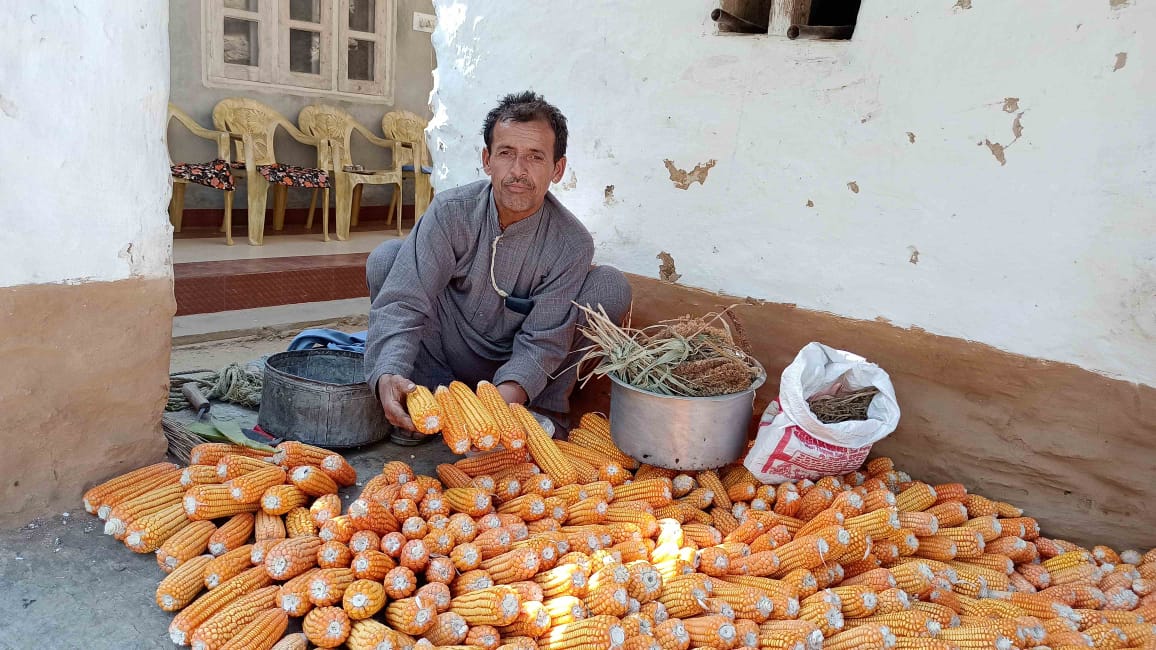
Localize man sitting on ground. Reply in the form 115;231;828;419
365;90;631;443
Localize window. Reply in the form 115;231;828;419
205;0;396;102
711;0;861;40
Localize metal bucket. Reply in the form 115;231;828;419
258;349;388;448
608;362;766;471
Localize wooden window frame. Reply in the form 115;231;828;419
203;0;396;103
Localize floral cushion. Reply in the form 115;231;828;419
231;162;330;188
171;159;235;191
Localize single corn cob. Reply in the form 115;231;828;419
264;535;322;580
217;454;272;481
482;547;542;583
284;506;317;537
454;447;527;476
158;520;218;572
384;596;436;636
315;453;356;487
425;611;470;645
317;540;353;569
272;440;332;468
302;605;352;648
157;553;213;611
105;483;188;540
207;513;254;556
347;497;400;534
682;614;738;649
510;402;577;486
260;484;309;516
823;623;897;650
305;490;339;527
347;549;392;580
498;600;553;638
446;380;500;449
451;585;523;627
124;502;192;553
307;567;355;607
189;585;279;650
384;565;418;599
425;554;456;583
437;463;474;489
248;539;280;566
203;545;254;589
399;538;431;571
477;380;528;449
444;487;494;517
184;484;259;521
406;384;442;434
345;619;403;650
435;385;473;454
191;443;272;466
83;462;179;515
168;566;274;646
226;465;285;503
288;465;338;497
218;608;288;650
539;614;627;650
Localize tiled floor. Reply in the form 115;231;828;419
173;229;405;264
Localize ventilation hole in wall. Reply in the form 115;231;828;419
711;0;863;40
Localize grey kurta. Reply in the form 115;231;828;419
365;179;595;402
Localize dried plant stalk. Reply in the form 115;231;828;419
807;387;879;423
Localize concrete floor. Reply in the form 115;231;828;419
0;324;458;649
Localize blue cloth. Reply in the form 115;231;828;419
288;329;368;353
402;164;433;174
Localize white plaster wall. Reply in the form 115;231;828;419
429;0;1156;387
0;1;172;287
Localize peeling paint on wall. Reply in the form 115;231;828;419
847;181;860;194
1114;52;1128;71
954;0;972;9
983;139;1007;166
561;170;577;190
806;199;815;207
657;251;681;283
908;246;920;265
663;159;717;190
604;185;617;206
907;132;916;143
1002;97;1021;113
1110;0;1132;9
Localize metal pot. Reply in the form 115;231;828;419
607;361;766;471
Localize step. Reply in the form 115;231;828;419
174;253;370;315
172;298;368;345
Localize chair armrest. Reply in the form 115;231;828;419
170;109;234;162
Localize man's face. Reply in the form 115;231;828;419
482;119;566;224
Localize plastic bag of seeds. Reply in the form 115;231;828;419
744;342;900;483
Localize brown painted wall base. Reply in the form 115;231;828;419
0;278;173;526
574;275;1156;549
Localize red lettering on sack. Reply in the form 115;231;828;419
760;425;871;479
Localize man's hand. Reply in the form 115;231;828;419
496;381;528;406
377;374;417;431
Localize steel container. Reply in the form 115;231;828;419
608;361;766;471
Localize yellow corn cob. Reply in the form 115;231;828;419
444;487;494;517
156;553;213;611
191;443;273;466
158;520;217;573
307;567;355;608
104;483;188;540
206;513;254;557
218;608;288;650
283;506;317;537
288;465;338;497
346;497;400;534
823;623;897;650
450;584;523;626
314;453;355;488
202;545;253;590
345;619;403;650
843;610;936;636
405;384;442;435
124;502;191;553
168;566;274;646
423;611;469;645
217;454;272;481
302;605;352;648
181;464;222;488
268;632;308;650
264;535;322;580
225;465;285;504
482;547;542;583
189;584;278;650
437;463;474;489
183;484;259;521
509;402;577;485
454;447;527;476
568;426;639;470
258;484;308;516
681;614;738;649
445;380;499;449
895;483;937;513
435;385;474;454
276;568;321;617
83;462;180;515
540;614;627;650
385;596;437;636
271;440;332;468
477;380;528;449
